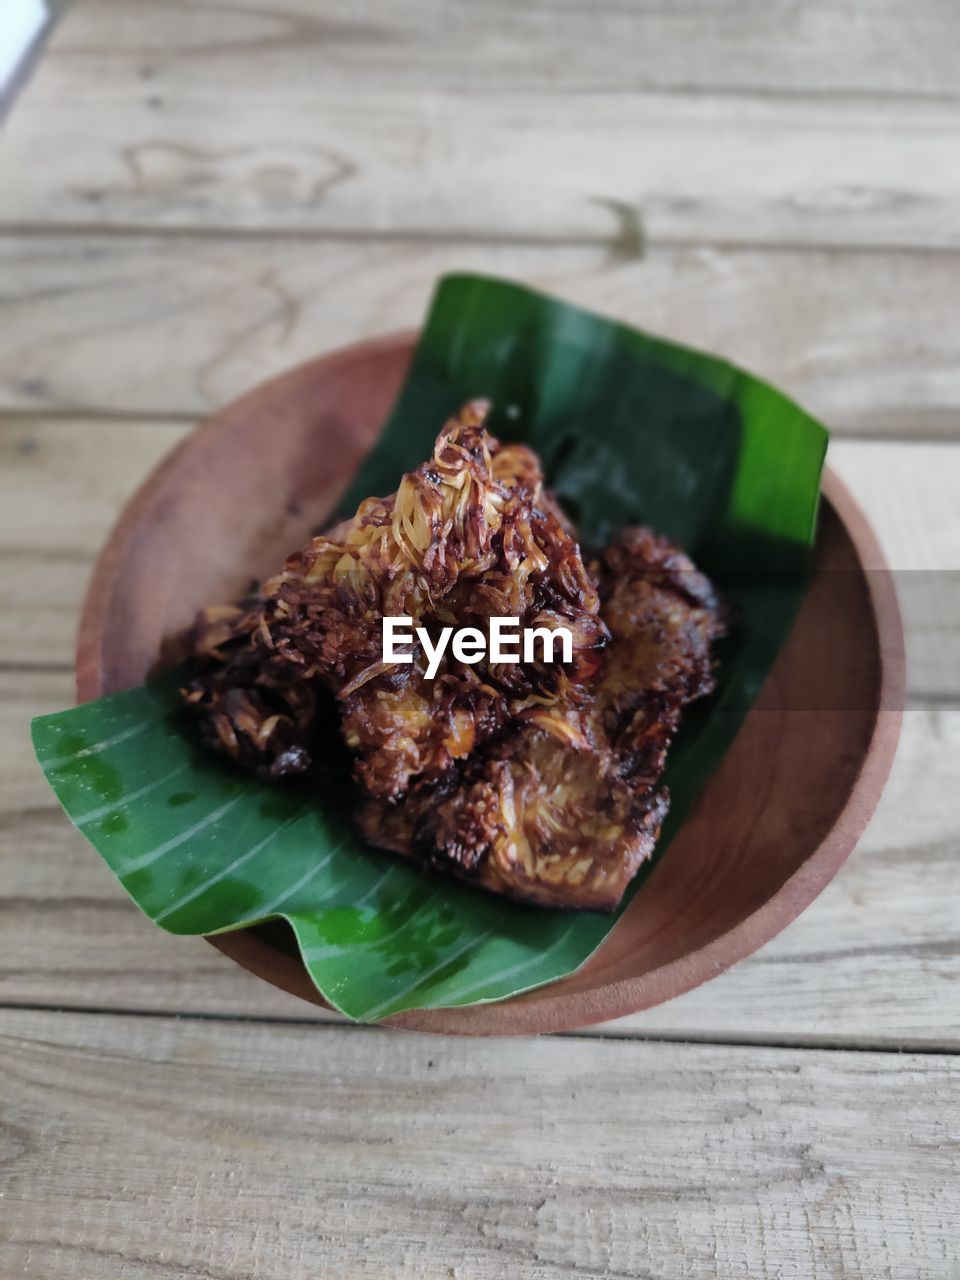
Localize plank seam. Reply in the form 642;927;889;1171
1;1000;958;1055
1;220;960;257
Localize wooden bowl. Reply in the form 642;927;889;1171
77;334;904;1036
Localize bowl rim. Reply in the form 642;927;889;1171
76;335;905;1037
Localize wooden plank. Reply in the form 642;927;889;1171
0;417;191;668
3;421;957;698
35;0;960;99
2;1008;959;1280
3;4;959;248
3;669;958;1046
4;90;958;251
5;236;960;437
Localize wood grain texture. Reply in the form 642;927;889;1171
5;237;960;438
2;1008;959;1280
0;417;191;669
6;90;959;250
34;0;960;98
2;2;959;247
0;0;956;1260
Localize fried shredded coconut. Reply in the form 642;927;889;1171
182;401;725;912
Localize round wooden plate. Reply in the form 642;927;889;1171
77;334;904;1036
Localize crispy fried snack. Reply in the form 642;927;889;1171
183;405;725;912
181;600;318;780
183;401;606;797
592;527;726;788
356;527;725;910
357;709;672;913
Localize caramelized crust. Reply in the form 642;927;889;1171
183;402;606;798
183;408;725;912
592;527;726;788
357;527;725;910
358;708;671;913
181;602;319;780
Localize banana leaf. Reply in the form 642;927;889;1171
32;274;827;1022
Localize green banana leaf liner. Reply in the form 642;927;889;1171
32;274;828;1022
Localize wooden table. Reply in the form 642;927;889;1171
2;4;959;1276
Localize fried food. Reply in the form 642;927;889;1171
183;405;725;912
356;528;725;910
184;401;606;797
181;600;319;780
357;712;671;913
